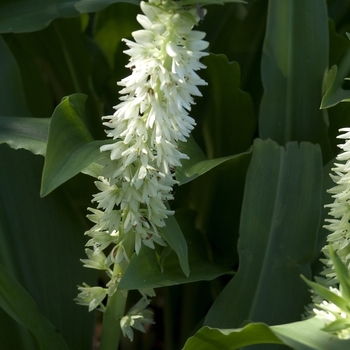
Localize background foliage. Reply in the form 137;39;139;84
1;0;350;349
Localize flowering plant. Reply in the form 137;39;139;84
3;0;350;349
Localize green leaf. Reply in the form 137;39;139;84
0;0;140;33
0;117;49;156
301;275;349;312
0;35;31;117
0;263;69;350
183;318;350;350
161;215;190;277
198;54;255;158
3;33;54;119
321;63;350;109
204;139;323;328
182;323;284;350
41;94;109;196
93;2;140;68
177;135;252;185
272;317;350;350
259;0;331;158
181;0;245;6
119;208;231;289
329;246;350;301
119;239;231;290
322;319;350;333
0;146;95;349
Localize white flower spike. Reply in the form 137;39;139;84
77;0;209;333
306;128;350;339
322;128;350;284
92;0;208;257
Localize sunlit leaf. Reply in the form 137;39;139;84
183;318;350;350
182;323;283;350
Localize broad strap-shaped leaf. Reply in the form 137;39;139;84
0;263;69;350
183;318;350;350
0;0;140;33
259;0;331;159
41;94;110;196
0;117;49;156
204;139;322;329
0;146;95;349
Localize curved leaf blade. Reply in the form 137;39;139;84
0;263;69;350
161;215;190;277
182;323;284;350
0;117;49;156
41;94;108;196
183;318;350;350
177;136;252;185
321;63;350;109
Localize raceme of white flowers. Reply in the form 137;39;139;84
75;0;209;340
309;128;350;339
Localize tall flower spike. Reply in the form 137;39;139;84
77;0;209;326
95;0;208;255
305;128;350;339
322;127;350;284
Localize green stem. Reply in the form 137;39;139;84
99;290;128;350
99;233;135;350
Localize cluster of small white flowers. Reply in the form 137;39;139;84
310;128;350;338
76;0;208;339
321;128;350;283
